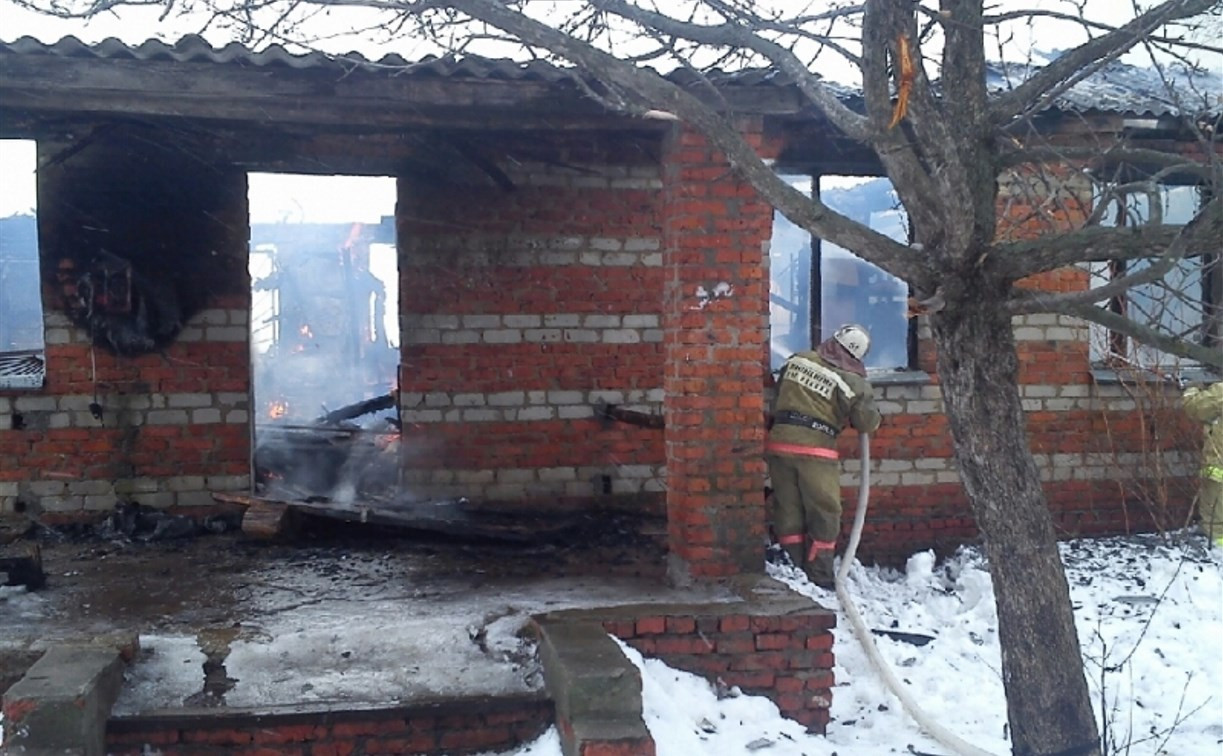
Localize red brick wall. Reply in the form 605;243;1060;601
393;132;669;511
809;154;1205;564
0;131;252;518
105;696;552;755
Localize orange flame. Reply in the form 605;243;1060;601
268;400;289;420
375;430;401;451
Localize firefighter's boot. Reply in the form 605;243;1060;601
777;534;805;570
805;539;837;590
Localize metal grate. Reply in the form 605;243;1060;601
0;349;45;389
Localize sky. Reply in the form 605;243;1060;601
1;0;1215;67
4;531;1219;753
0;139;36;217
247;173;396;225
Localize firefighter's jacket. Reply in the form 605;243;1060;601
768;351;881;452
1183;382;1223;481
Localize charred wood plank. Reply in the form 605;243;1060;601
212;492;286;508
288;499;549;542
314;392;397;426
241;501;300;541
210;493;301;540
213;491;580;543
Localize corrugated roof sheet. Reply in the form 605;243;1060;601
0;34;581;79
1;34;1216;117
985;58;1222;117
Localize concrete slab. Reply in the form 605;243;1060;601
2;645;126;756
1;530;737;714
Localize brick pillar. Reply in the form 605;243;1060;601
660;123;772;581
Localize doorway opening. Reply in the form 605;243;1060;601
247;173;399;500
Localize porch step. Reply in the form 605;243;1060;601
536;619;656;756
2;644;128;755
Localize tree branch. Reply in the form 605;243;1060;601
994;194;1222;279
856;0;950;255
701;0;867;67
980;7;1223;56
1055;301;1223;369
1007;195;1219;313
998;145;1218;180
586;0;873;142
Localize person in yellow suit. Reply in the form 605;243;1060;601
1182;381;1223;547
767;324;881;588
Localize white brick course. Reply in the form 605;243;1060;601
401;236;664;267
398;464;665;502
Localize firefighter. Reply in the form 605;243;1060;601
1182;380;1223;547
767;324;881;588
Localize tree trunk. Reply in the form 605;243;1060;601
931;287;1101;756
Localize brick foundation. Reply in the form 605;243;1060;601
606;611;835;734
542;579;838;735
104;696;552;756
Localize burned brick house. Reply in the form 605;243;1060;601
1;33;1221;754
1;34;1219;577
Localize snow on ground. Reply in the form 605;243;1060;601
491;532;1223;756
4;533;1220;752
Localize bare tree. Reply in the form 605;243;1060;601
12;0;1223;753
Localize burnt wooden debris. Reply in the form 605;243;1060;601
214;492;584;543
231;497;302;541
0;543;46;591
254;391;401;500
313;392;398;428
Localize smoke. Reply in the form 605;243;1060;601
248;215;400;503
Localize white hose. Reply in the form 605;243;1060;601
834;432;998;756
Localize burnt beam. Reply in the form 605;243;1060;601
596;403;664;430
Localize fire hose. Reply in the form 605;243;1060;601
835;432;998;756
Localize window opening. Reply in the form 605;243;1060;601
0;139;45;389
1089;184;1218;370
768;174;913;373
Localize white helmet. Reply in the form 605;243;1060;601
833;324;871;361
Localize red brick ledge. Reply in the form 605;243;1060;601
105;693;552;755
534;576;837;734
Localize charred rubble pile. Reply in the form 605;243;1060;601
254;390;401;503
249;395;667;552
249;391;550;542
8;500;243;545
0;501;243;591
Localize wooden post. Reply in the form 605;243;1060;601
240;501;300;540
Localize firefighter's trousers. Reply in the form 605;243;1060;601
767;452;841;583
